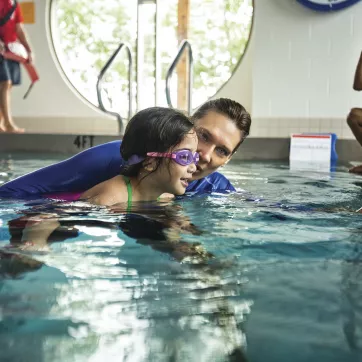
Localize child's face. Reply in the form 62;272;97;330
156;131;198;195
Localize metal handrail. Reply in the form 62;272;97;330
96;43;133;134
165;40;193;115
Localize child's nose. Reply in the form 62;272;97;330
188;162;197;174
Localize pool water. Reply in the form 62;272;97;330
0;153;362;362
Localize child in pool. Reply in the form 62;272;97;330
3;107;203;255
78;107;198;206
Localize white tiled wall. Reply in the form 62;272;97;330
250;117;355;139
12;0;362;140
250;0;362;139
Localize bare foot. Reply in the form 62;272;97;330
4;126;25;133
0;125;5;132
349;164;362;175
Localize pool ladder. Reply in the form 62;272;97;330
96;42;133;135
96;40;193;134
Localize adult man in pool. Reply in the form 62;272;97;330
0;98;251;198
348;51;362;175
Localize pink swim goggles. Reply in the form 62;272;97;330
127;149;199;166
147;150;199;166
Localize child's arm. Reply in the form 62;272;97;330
20;214;60;251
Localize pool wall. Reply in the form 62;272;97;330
8;0;362;149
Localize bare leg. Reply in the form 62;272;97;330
348;51;362;174
0;80;24;133
347;108;362;174
0;109;4;132
353;51;362;91
347;108;362;145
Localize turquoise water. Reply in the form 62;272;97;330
0;153;362;362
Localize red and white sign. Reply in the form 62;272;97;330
290;134;332;171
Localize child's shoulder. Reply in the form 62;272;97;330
82;175;128;206
99;176;128;205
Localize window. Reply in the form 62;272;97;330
50;0;253;119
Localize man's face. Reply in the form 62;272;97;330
192;110;243;180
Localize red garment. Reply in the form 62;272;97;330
0;0;23;45
45;192;82;201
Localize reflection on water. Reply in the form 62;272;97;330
0;156;362;361
0;198;249;361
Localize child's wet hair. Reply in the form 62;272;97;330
120;107;194;177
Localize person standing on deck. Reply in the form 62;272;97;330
0;0;33;133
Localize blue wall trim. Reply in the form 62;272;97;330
297;0;361;11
